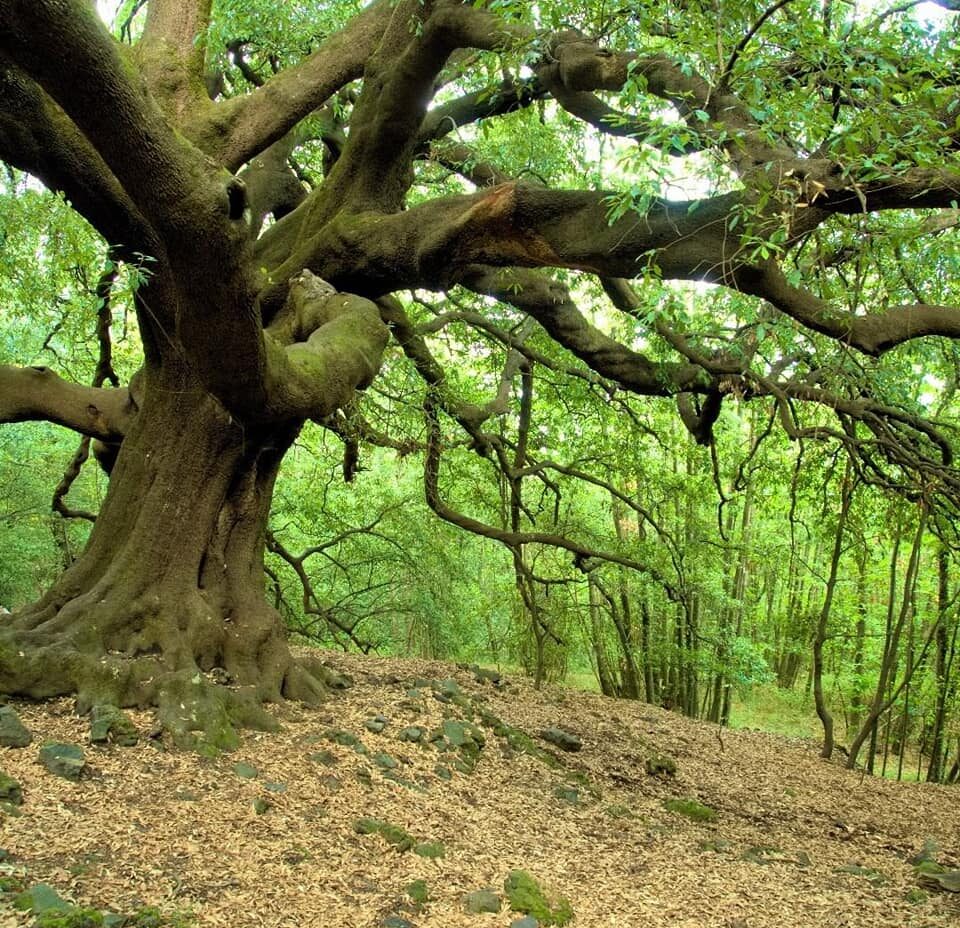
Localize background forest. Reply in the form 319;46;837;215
1;0;959;784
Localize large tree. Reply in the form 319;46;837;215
2;0;960;746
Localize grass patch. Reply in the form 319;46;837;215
504;869;573;926
663;798;718;822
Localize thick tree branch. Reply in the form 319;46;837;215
539;33;794;172
239;133;307;236
0;57;156;257
140;0;213;120
301;1;525;224
459;266;711;395
740;263;960;355
0;365;135;441
0;0;249;286
257;183;743;305
417;77;546;145
194;2;392;170
262;271;389;422
426;140;514;188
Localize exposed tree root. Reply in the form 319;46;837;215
0;618;342;753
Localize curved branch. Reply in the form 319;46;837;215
459;265;711;395
741;263;960;356
719;0;801;89
195;1;392;169
424;396;677;589
262;271;389;422
0;57;156;257
418;77;545;145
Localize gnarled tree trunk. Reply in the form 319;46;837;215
1;359;336;750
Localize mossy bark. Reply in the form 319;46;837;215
0;360;327;749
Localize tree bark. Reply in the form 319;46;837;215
0;359;337;750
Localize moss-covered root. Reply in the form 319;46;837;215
152;671;278;754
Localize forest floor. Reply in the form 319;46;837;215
2;650;959;928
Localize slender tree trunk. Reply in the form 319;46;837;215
867;528;903;772
897;607;916;781
611;498;642;698
847;549;869;734
927;547;952;782
588;577;617;697
848;504;927;769
813;463;854;759
640;599;656;702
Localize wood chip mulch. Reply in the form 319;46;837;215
2;649;959;927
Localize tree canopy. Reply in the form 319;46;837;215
2;0;960;753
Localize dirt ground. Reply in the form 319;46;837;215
2;650;959;928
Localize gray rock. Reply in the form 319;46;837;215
253;798;271;815
434;765;452;781
919;869;960;892
355;768;373;787
541;727;582;752
463;889;501;914
398;726;426;743
325;729;367;753
308;749;338;766
374;753;399;770
38;742;85;781
365;715;390;734
89;705;139;746
645;753;677;777
264;781;286;793
13;882;71;914
553;785;579;804
232;762;258;779
318;774;342;792
909;838;940;866
381;918;414;928
473;666;502;685
511;918;540;928
0;772;23;805
433;678;463;702
440;720;471;748
0;706;31;748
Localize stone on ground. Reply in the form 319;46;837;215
38;743;86;782
541;727;582;752
0;771;23;805
0;706;32;748
89;705;139;746
463;889;501;914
